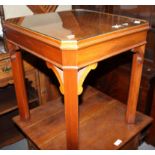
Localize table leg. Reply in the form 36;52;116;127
126;45;145;123
8;43;30;121
63;69;79;149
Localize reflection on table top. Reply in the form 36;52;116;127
5;9;147;41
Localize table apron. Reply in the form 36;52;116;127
77;31;147;68
5;28;147;69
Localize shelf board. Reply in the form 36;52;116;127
13;86;152;150
0;86;38;115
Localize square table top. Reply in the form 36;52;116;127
4;9;149;68
5;9;148;42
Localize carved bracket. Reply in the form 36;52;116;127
46;62;98;95
46;62;64;94
77;63;97;94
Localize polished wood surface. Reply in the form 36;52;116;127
7;42;30;121
63;69;78;149
109;5;155;64
4;10;147;41
4;10;149;69
27;126;141;150
126;46;145;123
73;6;155;63
0;44;42;116
13;87;152;150
73;5;155;146
4;9;149;149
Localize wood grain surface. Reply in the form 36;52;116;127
13;86;152;150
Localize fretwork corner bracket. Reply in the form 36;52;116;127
78;63;98;95
46;62;98;95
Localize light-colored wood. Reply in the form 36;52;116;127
126;45;145;123
78;63;97;94
46;62;97;95
46;62;64;95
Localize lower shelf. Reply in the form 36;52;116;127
0;85;38;115
13;86;152;150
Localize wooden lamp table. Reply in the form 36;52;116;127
4;10;152;149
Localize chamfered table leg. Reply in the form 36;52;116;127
63;68;79;149
126;45;145;124
8;42;30;121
